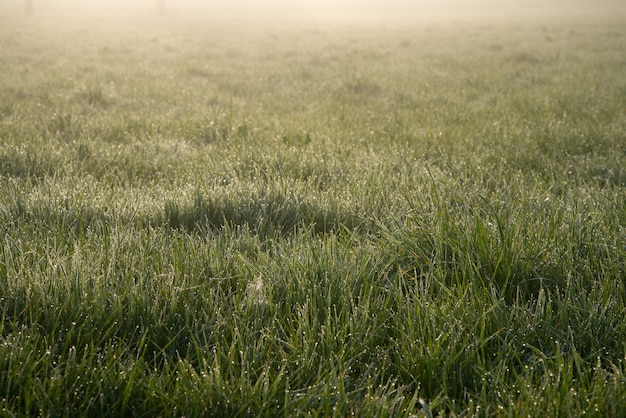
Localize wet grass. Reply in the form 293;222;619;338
0;13;625;416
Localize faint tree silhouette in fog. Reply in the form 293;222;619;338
25;0;34;14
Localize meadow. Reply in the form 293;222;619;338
0;12;625;416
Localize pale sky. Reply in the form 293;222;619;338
6;0;626;20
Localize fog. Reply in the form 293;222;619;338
4;0;626;20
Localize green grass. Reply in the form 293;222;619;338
1;12;625;416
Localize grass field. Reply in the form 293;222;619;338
1;11;625;416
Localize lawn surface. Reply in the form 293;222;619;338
1;11;625;416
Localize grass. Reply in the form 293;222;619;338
1;12;625;416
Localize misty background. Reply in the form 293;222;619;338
3;0;626;20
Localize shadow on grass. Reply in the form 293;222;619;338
2;198;111;238
0;150;58;180
161;189;364;236
1;187;367;239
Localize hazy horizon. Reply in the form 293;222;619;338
3;0;626;21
